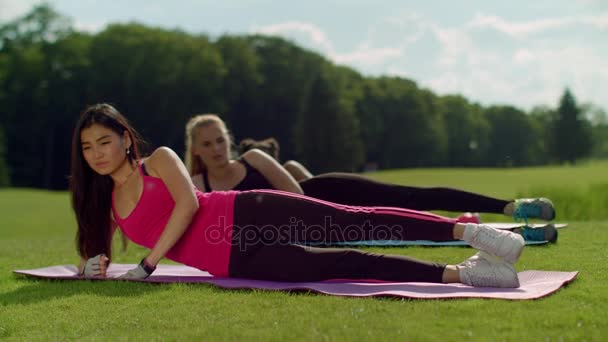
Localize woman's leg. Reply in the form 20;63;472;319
230;195;445;282
233;190;457;245
299;172;510;213
228;192;521;286
228;242;447;283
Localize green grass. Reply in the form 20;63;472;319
1;163;608;340
368;160;608;222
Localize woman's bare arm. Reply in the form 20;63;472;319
142;147;199;266
243;149;303;194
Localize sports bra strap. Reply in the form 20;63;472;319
202;157;257;192
140;162;149;176
238;157;254;171
202;168;212;191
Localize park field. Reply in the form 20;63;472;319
1;162;607;340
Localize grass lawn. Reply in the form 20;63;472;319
1;163;607;340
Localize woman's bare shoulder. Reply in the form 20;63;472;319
141;147;180;176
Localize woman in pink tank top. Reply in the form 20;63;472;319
69;103;526;288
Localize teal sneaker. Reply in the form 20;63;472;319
513;198;556;224
517;224;558;243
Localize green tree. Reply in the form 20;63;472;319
295;65;364;172
243;35;325;160
440;95;489;166
0;3;78;188
0;3;73;50
484;106;541;167
553;89;592;164
88;24;226;157
215;35;263;140
581;103;608;159
0;126;10;187
356;77;445;169
528;105;555;165
355;79;387;167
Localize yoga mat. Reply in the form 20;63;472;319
487;223;568;229
309;222;568;247
308;240;548;247
14;264;578;300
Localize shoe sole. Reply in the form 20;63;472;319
502;234;525;264
476;251;520;288
538;198;556;221
545;225;558;243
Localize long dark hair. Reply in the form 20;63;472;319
70;103;143;260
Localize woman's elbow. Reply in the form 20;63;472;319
182;195;199;217
189;197;200;214
292;184;304;195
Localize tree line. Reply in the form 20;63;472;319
1;4;606;189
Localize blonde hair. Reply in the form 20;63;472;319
184;114;230;176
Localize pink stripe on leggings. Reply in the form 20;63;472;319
245;189;457;223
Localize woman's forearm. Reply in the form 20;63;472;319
146;201;199;265
78;258;86;274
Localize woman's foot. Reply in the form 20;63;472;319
504;198;556;222
513;224;558;243
458;252;520;288
462;223;525;263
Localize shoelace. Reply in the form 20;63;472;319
473;228;501;250
513;202;541;226
519;226;545;241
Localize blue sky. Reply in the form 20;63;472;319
2;0;607;110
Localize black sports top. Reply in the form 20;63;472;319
202;158;274;191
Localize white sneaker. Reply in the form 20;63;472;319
463;224;525;263
459;252;520;288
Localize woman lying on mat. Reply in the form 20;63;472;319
184;114;557;242
71;103;526;287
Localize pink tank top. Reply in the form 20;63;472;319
112;164;237;277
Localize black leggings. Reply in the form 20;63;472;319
228;191;455;283
299;173;510;213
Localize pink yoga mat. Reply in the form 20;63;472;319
14;264;578;300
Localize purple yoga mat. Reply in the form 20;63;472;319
14;264;578;300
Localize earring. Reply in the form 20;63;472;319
126;148;131;155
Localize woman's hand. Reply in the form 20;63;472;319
81;254;109;277
118;258;156;280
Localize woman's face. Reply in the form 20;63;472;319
80;123;130;175
192;123;230;168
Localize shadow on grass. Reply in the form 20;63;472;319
1;275;165;306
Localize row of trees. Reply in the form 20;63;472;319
1;4;606;189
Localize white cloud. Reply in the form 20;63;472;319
399;9;608;109
253;14;608;109
251;21;404;66
513;48;535;64
74;20;107;33
430;25;473;67
466;13;577;38
576;0;601;5
582;12;608;29
466;12;608;38
382;11;427;44
253;21;335;53
333;43;403;66
0;0;40;22
525;44;608;102
427;35;608;109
